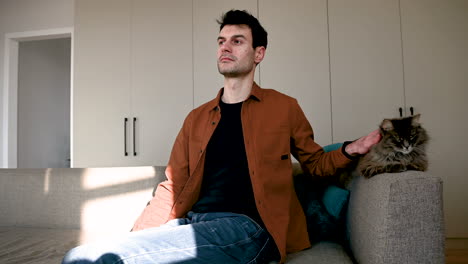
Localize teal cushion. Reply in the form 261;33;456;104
295;142;350;243
322;185;349;219
322;142;349;219
322;142;343;153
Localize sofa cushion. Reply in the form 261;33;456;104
294;142;350;243
322;185;349;220
322;143;344;153
321;143;350;220
295;175;346;244
286;242;353;263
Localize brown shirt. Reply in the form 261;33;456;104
132;83;352;263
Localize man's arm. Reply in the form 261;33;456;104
289;100;380;176
132;112;193;231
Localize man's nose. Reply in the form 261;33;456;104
220;42;231;53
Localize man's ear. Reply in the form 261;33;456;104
254;46;266;64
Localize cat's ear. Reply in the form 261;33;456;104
381;119;394;131
412;114;421;126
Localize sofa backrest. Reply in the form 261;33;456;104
0;166;167;233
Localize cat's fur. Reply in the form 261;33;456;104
357;114;429;178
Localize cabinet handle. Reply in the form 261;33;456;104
124;118;128;156
399;107;403;117
410;107;414;116
133;117;137;156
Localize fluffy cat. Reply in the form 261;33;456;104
357;114;429;178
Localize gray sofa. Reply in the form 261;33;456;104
0;166;445;263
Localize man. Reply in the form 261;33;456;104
63;10;380;264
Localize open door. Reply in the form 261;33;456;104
17;38;71;168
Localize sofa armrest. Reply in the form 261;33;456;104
346;171;445;264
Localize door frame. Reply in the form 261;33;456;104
2;27;73;168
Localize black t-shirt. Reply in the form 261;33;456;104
191;100;262;225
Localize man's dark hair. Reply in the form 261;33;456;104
217;10;268;49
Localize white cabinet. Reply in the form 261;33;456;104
328;0;405;142
259;0;332;145
131;0;193;166
193;0;259;107
73;0;192;167
73;0;132;167
400;0;468;238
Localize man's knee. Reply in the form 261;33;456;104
62;244;121;264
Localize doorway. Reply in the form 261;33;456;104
2;28;73;168
17;38;71;168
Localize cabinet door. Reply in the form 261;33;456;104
73;0;132;167
193;0;258;107
131;0;193;166
259;0;332;146
329;0;405;142
400;0;468;237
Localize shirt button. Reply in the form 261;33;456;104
212;121;216;125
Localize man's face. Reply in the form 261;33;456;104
217;24;263;77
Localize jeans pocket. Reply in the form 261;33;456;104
230;214;263;238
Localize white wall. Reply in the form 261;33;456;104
0;0;74;167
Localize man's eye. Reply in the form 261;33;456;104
233;40;241;44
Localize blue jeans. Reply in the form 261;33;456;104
62;212;279;264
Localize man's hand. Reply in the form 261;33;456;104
345;129;381;156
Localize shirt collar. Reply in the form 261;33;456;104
209;82;263;111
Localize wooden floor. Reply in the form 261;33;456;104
447;239;468;264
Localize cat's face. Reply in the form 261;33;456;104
380;114;427;154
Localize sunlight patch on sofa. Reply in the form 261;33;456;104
43;168;52;194
79;189;153;244
81;166;156;190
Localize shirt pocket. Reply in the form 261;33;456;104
259;126;290;161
